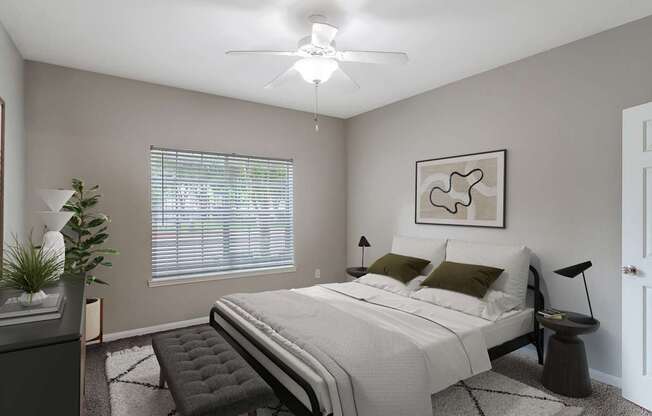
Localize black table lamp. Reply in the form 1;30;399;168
554;261;596;325
358;236;370;268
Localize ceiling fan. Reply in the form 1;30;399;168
226;15;408;130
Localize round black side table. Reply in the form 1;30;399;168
346;267;368;278
536;311;599;398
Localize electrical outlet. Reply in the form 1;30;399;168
314;268;321;279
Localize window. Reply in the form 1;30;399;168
150;147;294;281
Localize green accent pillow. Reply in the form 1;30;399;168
367;253;430;283
421;261;504;298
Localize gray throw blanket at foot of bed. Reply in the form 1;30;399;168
224;290;433;416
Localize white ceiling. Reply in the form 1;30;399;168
2;1;652;118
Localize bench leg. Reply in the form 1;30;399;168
159;370;165;388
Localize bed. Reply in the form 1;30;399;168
210;237;544;416
209;265;543;416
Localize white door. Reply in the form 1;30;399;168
622;102;652;411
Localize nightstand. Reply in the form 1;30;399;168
536;311;599;397
346;267;368;278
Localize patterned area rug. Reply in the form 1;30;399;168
106;345;583;416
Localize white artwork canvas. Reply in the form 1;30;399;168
415;150;506;228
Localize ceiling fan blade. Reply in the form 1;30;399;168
226;50;298;57
328;67;360;91
337;50;408;65
264;66;299;89
311;22;338;48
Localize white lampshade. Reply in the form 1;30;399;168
37;189;75;212
38;211;74;232
294;58;338;84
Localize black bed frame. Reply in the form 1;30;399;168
209;265;545;416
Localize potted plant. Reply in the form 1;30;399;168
62;178;118;343
1;237;64;306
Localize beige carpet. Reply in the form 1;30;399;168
85;327;651;416
492;350;650;416
105;345;582;416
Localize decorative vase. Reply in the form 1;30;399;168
18;290;48;306
41;231;66;277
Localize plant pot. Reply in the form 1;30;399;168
18;290;48;306
85;298;103;343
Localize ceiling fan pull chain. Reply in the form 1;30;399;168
314;81;319;132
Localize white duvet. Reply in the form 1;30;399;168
219;282;492;416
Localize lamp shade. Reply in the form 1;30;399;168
294;58;338;84
554;261;592;278
358;236;370;247
38;211;74;232
554;260;596;324
37;189;75;212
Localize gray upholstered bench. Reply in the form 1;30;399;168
152;325;275;416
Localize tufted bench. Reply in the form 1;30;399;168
152;325;276;416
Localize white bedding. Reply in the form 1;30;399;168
214;282;533;416
484;307;533;348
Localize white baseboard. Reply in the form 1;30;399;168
520;345;621;388
588;367;621;388
102;316;209;343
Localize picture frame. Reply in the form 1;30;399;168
415;149;506;228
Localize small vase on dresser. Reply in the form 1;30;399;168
17;290;48;306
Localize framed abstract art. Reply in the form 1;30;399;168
415;149;506;228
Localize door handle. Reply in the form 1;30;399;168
622;265;638;276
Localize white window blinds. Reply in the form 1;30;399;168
150;147;294;279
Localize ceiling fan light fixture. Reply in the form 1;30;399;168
226;16;407;130
294;57;338;84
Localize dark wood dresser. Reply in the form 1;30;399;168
0;279;86;415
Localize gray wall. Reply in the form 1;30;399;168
346;15;652;378
23;13;652;378
0;22;25;243
25;62;347;333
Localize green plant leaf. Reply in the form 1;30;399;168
92;248;118;255
0;236;64;293
87;217;106;228
86;233;109;246
81;196;99;208
63;178;117;286
82;275;101;284
63;204;83;214
72;178;84;191
62;233;76;243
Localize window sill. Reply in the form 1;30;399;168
148;265;297;288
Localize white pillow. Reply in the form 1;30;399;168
410;287;521;321
356;273;424;297
406;275;427;292
391;235;447;275
445;240;530;307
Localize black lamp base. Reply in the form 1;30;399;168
567;315;598;325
